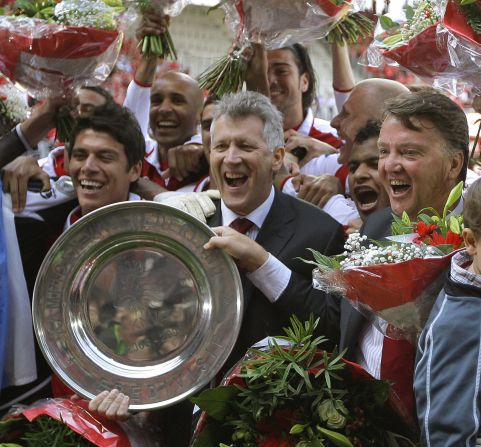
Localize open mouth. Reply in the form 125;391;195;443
80;179;103;191
224;172;248;187
390;179;411;195
354;186;378;211
156;120;178;130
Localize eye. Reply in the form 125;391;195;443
172;94;186;105
378;148;388;158
71;149;86;160
348;164;357;174
212;142;227;151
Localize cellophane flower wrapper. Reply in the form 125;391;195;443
313;251;456;342
1;397;163;447
220;0;360;50
362;0;481;95
0;15;122;99
193;338;416;444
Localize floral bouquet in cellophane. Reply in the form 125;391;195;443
303;182;465;341
0;397;162;446
363;0;481;94
198;0;373;96
0;77;29;129
191;316;417;447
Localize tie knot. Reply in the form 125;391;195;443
230;218;254;235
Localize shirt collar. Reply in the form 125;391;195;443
221;186;275;229
450;249;481;289
295;108;313;136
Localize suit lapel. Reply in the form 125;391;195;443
255;190;295;259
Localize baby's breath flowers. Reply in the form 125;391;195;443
54;0;117;29
0;82;29;127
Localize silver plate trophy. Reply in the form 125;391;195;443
33;201;243;410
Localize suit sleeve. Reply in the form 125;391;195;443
276;219;344;344
0;126;28;168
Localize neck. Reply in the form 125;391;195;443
283;108;305;131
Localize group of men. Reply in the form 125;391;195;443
0;12;477;445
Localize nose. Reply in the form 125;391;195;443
81;153;99;173
353;163;370;182
330;113;340;131
223;145;242;164
382;151;402;173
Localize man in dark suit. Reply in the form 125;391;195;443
338;89;469;416
203;90;345;375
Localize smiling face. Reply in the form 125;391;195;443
69;129;141;216
348;137;390;221
149;73;202;151
210;114;284;216
378;115;463;220
267;49;308;129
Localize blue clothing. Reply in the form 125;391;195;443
414;250;481;446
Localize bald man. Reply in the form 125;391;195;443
290;79;409;223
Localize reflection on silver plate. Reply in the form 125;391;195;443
33;201;243;410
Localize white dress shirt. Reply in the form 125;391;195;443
220;187;292;302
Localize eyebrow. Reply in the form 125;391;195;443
377;140;426;150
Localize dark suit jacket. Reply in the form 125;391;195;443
208;189;345;375
337;207;393;360
0;126;28;168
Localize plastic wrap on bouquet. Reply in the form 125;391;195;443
1;398;163;447
362;0;481;95
313;252;455;340
0;16;122;99
220;0;357;50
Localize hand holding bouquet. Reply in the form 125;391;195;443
199;0;373;97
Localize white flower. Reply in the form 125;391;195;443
0;83;29;125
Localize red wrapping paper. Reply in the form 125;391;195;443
0;18;121;98
7;398;131;447
381;0;481;81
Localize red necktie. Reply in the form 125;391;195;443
230;218;254;235
380;336;415;417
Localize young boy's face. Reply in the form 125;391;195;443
463;228;481;275
347;137;390;221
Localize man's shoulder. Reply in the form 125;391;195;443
360;207;393;239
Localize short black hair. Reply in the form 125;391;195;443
79;85;116;107
383;91;469;182
354;121;381;145
464;178;481;238
68;106;145;170
284;44;317;113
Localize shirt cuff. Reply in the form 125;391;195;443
16;123;35;152
246;254;292;303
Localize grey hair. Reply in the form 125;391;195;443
212;91;284;151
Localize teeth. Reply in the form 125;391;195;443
390;180;410;186
225;173;245;179
80;180;102;189
157;121;177;127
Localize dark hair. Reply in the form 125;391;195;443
354;121;381;145
464;178;481;237
203;93;220;110
79;85;116;107
68;106;145;170
284;44;317;113
383;91;469;182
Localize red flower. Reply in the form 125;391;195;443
430;230;463;249
416;221;438;237
257;408;299;433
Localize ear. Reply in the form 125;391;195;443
300;72;309;94
128;160;142;183
272;146;285;173
446;150;464;181
463;228;478;257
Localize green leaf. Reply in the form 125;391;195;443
317;427;354;447
443;181;464;220
449;215;461;234
379;15;398;31
405;5;415;20
460;0;478;5
190;386;240;421
289;423;308;435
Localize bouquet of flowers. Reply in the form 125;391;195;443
198;0;373;96
363;0;481;94
0;0;123;139
0;397;162;447
302;181;465;340
0;78;29;129
123;0;189;59
191;315;417;447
